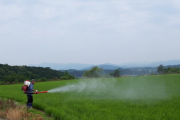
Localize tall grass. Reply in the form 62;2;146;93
0;74;180;120
0;99;44;120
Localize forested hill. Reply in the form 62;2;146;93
0;64;74;84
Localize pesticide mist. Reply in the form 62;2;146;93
48;77;170;100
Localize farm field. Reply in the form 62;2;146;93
0;74;180;120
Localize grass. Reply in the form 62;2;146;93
0;99;50;120
0;74;180;120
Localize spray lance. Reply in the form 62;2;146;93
24;91;48;94
22;80;48;94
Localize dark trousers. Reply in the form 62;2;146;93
27;95;33;107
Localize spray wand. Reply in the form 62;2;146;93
24;91;48;94
22;80;48;94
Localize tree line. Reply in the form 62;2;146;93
0;64;74;84
157;64;180;74
83;66;120;78
4;63;179;84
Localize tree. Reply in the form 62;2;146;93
60;71;75;80
110;69;120;77
157;64;164;74
83;66;103;78
164;67;180;74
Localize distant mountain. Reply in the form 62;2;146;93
82;63;120;70
119;60;180;68
29;63;93;70
30;63;120;70
119;62;148;68
29;59;180;70
166;64;180;68
147;60;180;67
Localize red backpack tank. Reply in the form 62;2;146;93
22;80;30;92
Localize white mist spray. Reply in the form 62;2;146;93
48;78;170;100
48;79;108;93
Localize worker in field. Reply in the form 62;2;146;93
26;79;37;109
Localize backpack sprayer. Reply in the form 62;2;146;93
22;80;48;94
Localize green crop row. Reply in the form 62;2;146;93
0;74;180;120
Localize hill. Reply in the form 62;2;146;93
0;64;74;84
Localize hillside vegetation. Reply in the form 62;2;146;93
0;64;74;84
157;64;180;74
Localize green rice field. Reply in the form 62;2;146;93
0;74;180;120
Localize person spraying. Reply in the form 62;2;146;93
22;79;48;109
26;79;37;109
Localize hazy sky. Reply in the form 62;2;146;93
0;0;180;66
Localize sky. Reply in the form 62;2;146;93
0;0;180;66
